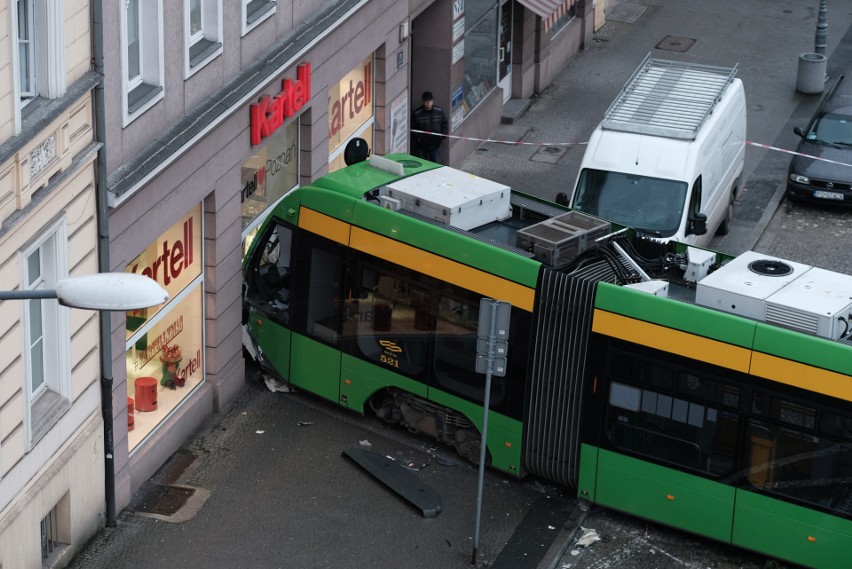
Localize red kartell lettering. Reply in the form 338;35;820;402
329;60;372;137
131;217;194;287
250;62;312;146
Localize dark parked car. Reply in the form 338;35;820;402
786;71;852;204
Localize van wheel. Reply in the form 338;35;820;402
716;196;734;235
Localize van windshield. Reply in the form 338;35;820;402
572;169;688;238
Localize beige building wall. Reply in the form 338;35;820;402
0;0;108;566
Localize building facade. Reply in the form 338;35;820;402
0;0;105;566
100;0;592;515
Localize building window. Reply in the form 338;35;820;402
12;0;65;130
40;494;70;565
22;221;71;447
242;0;275;35
122;0;164;123
185;0;223;76
17;0;36;101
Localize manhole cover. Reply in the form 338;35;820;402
531;145;568;164
133;484;195;516
607;3;647;24
656;36;696;52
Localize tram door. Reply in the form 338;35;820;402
497;0;513;102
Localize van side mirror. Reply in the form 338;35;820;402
793;126;806;139
688;212;708;236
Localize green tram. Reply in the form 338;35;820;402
242;154;852;568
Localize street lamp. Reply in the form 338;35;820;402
0;272;168;527
0;272;168;309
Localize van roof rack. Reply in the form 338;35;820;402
601;53;738;140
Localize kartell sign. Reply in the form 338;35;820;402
250;62;312;146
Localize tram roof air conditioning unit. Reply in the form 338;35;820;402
695;251;811;321
764;267;852;340
384;167;512;231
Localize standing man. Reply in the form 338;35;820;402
412;91;449;164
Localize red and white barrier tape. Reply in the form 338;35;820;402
410;129;587;147
410;129;852;168
745;140;852;168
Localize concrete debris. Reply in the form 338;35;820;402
575;527;601;548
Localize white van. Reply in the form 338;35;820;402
568;55;746;247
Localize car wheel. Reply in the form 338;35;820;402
716;195;734;236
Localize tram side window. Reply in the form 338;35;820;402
746;397;852;517
605;351;740;477
245;221;292;325
304;243;345;345
344;266;428;377
433;291;507;406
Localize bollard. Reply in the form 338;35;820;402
796;53;827;94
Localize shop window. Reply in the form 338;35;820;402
461;7;497;116
328;56;374;172
122;0;164;123
13;0;65;129
185;0;223;76
126;206;203;451
241;120;300;241
22;221;71;447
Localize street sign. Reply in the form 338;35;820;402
475;353;506;376
476;298;511;340
475;298;511;377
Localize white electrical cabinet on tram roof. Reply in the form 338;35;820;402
381;167;512;231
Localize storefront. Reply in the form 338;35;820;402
410;0;592;166
125;205;204;451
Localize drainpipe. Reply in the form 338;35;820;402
92;0;117;527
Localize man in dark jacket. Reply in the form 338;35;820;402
412;91;449;163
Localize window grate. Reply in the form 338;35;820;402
40;506;60;561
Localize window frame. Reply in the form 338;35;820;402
184;0;223;77
121;0;165;125
241;0;276;36
21;219;71;449
10;0;66;132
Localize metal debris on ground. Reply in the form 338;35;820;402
255;430;265;434
297;421;314;426
434;455;458;466
359;439;372;447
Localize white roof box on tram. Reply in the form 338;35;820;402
382;167;512;231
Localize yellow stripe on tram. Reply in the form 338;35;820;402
351;227;535;311
299;207;352;245
299;206;534;310
592;309;752;373
750;352;852;403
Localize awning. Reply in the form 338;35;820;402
516;0;575;32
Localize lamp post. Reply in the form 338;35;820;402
0;272;168;526
0;272;168;309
